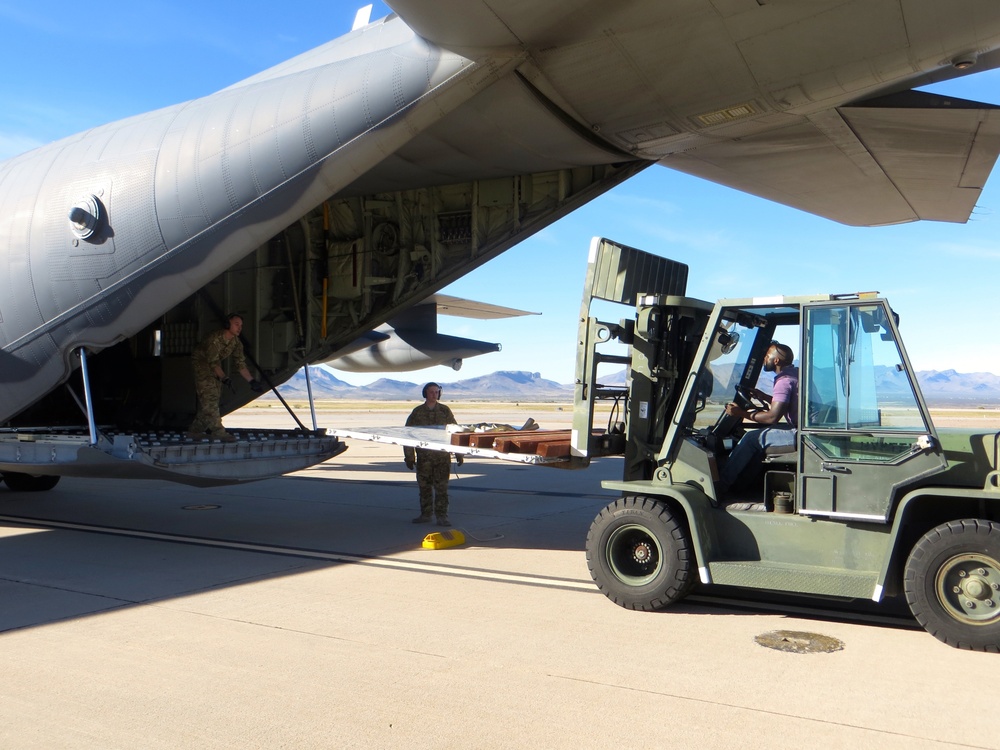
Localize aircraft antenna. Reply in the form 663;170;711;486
352;5;372;30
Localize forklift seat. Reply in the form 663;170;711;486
763;438;796;463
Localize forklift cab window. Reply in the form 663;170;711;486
804;303;926;432
689;320;758;430
691;307;799;433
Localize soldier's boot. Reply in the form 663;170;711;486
412;504;432;523
209;428;237;443
435;496;450;526
412;495;433;523
413;481;435;522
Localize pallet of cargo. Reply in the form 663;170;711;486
466;431;525;448
492;430;572;452
449;429;539;448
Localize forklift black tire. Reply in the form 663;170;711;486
586;495;694;611
1;472;61;492
904;519;1000;652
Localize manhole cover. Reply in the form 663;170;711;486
754;630;844;654
182;504;221;510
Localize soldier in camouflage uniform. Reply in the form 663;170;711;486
404;382;460;526
188;314;262;442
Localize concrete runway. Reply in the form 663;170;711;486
0;407;994;749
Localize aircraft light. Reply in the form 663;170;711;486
952;53;978;70
68;195;101;240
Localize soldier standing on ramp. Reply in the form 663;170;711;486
188;314;262;442
404;382;460;526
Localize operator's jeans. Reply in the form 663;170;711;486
719;427;796;491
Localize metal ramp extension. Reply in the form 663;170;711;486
0;427;345;486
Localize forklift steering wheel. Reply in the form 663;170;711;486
735;384;770;412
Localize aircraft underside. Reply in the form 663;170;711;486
0;161;641;485
6;160;641;432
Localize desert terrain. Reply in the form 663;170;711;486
231;399;1000;432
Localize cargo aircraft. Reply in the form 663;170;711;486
3;0;1000;488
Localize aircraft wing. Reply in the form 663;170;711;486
423;295;540;321
662;91;1000;226
383;0;1000;228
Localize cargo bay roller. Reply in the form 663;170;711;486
3;0;1000;486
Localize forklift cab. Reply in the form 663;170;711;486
670;293;946;520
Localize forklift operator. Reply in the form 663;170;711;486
717;342;798;494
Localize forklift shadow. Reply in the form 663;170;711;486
664;585;918;632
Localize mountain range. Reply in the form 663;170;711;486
266;369;573;402
909;369;1000;405
265;367;1000;406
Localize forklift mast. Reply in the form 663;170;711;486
571;238;711;480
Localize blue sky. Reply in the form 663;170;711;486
3;1;999;386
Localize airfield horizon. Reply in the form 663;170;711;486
235;400;1000;431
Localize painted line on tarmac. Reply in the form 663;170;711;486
0;515;595;592
290;474;614;500
0;515;919;626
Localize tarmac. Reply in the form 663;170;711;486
0;404;996;749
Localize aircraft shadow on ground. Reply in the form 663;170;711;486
0;523;332;634
0;490;913;637
0;457;623;633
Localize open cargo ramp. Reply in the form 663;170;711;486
0;427;345;487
